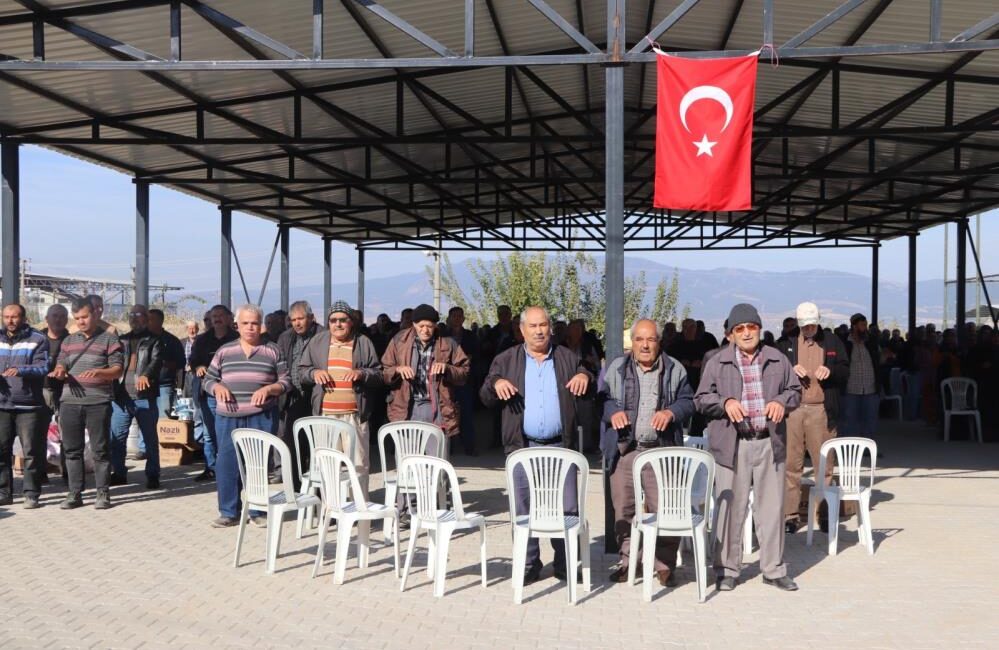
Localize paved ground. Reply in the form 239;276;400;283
1;419;997;649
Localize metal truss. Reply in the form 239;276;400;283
0;0;996;251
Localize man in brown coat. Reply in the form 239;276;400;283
695;303;802;593
381;304;469;450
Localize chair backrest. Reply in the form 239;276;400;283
888;367;903;397
504;447;587;530
818;437;876;494
941;377;977;411
399;455;466;521
633;447;714;528
683;435;707;450
232;429;295;508
377;421;445;476
293;416;357;481
313;447;368;512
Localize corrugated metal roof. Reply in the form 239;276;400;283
0;0;995;248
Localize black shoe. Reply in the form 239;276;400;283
60;493;83;510
194;469;215;482
608;565;630;583
523;561;543;586
94;489;111;510
132;451;147;461
763;576;799;591
211;516;239;528
716;577;737;592
657;569;676;588
109;473;127;486
785;519;800;535
145;477;160;490
23;494;40;509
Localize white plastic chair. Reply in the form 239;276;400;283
311;448;400;584
231;429;321;574
505;447;591;605
807;437;877;556
627;448;714;603
377;421;447;542
293;416;357;538
399;455;487;598
941;377;982;443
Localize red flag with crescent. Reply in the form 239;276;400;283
653;54;757;211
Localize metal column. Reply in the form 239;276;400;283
279;225;290;311
323;237;332;317
357;248;365;315
871;245;879;327
135;180;150;306
220;207;232;309
1;143;19;304
956;218;968;344
907;234;917;334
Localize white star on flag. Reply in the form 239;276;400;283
693;134;717;157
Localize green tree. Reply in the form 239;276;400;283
651;269;682;326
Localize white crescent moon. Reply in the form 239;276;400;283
679;85;734;134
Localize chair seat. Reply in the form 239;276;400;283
947;409;978;416
638;512;704;531
514;514;581;534
816;485;869;499
416;509;484;528
268;491;321;508
333;501;397;519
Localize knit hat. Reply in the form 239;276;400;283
411;303;440;324
850;312;867;325
329;300;353;317
796;302;821;327
726;303;762;333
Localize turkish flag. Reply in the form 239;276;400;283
653;55;757;211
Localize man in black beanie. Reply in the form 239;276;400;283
694;303;802;593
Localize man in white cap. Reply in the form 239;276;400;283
775;302;849;534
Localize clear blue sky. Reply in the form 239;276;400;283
7;146;997;303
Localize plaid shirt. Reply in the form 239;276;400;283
410;338;435;400
736;347;768;435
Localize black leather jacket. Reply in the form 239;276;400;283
114;329;164;400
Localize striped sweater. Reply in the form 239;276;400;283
0;325;49;410
203;340;291;417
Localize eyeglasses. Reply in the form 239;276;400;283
329;317;349;324
732;323;761;334
129;312;145;317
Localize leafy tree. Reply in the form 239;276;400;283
651;269;682;326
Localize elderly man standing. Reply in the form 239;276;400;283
382;304;469;450
202;305;291;528
480;306;591;585
695;304;801;592
275;300;320;490
600;319;695;586
109;305;164;489
51;297;124;510
0;304;49;509
776;302;849;534
188;305;239;482
299;300;383;496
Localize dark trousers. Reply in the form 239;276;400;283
278;394;312;491
610;441;680;571
59;402;112;495
454;385;477;454
0;408;43;498
512;440;578;569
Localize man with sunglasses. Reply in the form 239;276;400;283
695;303;802;593
299;300;383;497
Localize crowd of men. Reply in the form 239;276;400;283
0;292;996;595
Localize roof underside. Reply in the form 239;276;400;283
0;0;997;250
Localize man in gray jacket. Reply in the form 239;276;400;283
600;319;695;587
695;304;802;593
298;300;382;497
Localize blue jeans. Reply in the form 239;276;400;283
214;408;277;518
512;439;578;569
455;385;477;453
842;393;880;437
110;397;160;479
136;384;174;455
196;382;218;471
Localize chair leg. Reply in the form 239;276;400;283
384;482;397;543
479;523;488;588
400;519;420;592
806;490;818;547
859;493;874;555
296;480;311;539
392;518;400;578
512;528;528;604
357;519;370;569
943;414;950;442
975;414;983;444
580;523;591;593
692;525;707;603
426;528;436;579
641;528;656;603
826;493;841;556
312;508;330;578
433;524;453;598
233;501;250;568
333;519;353;585
266;507;283;574
627;522;639;586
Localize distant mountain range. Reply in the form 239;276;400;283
181;255;955;334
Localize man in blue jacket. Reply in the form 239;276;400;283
0;303;50;509
600;318;695;587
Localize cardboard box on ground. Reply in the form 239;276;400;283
157;418;199;466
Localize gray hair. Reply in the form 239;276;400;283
185;320;199;330
629;318;663;341
519;305;551;324
289;300;313;317
234;303;263;323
